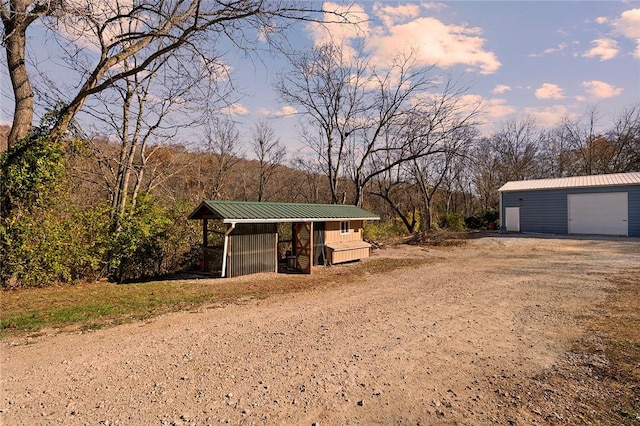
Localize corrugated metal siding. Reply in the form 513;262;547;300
630;186;640;237
232;223;277;236
501;185;640;237
228;231;277;278
501;191;568;234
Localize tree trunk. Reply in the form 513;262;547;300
4;21;33;149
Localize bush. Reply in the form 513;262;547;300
442;213;466;232
0;135;69;287
483;209;499;225
106;196;201;282
364;219;410;241
464;209;499;230
464;216;483;229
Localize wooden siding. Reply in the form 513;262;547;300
329;246;370;264
324;220;364;244
501;184;640;237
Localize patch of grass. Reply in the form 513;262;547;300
0;255;433;340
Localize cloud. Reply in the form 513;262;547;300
583;38;619;61
220;103;249;116
307;2;501;75
274;105;298;117
529;42;569;58
524;105;572;128
582;80;623;98
308;2;370;48
474;97;517;133
366;16;501;74
535;83;565;100
372;3;421;27
612;8;640;58
492;84;511;95
257;105;298;117
544;42;569;55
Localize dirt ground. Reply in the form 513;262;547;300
1;235;639;425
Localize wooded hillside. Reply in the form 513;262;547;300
1;103;638;288
1;2;638;288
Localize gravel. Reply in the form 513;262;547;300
2;235;639;425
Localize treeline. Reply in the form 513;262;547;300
2;2;639;288
1;103;638;288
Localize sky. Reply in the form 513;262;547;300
1;1;639;156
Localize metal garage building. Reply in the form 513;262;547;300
498;172;640;237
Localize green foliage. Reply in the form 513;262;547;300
442;213;466;231
464;209;499;230
108;194;173;282
364;218;410;241
67;204;111;281
0;135;65;217
483;209;499;224
0;135;69;287
159;199;202;272
105;196;200;282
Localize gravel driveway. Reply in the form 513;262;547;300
2;235;639;425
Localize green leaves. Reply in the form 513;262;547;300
0;135;65;217
108;194;173;282
0;134;69;287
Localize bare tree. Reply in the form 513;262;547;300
0;1;357;149
345;53;439;208
559;107;606;176
472;136;501;213
543;105;640;177
277;42;368;204
490;115;542;182
288;154;329;203
608;103;640;172
406;125;475;230
368;159;420;233
250;119;285;201
538;126;579;178
201;117;243;200
79;47;201;233
278;42;480;208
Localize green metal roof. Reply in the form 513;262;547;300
188;200;380;223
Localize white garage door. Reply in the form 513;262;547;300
568;192;628;236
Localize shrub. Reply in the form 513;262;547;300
0;135;69;287
364;219;409;241
464;216;483;229
442;213;466;231
483;209;499;225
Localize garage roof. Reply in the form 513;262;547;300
188;200;380;223
499;172;640;192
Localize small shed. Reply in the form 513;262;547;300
498;172;640;237
188;201;380;278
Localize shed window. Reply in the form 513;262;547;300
340;221;350;235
